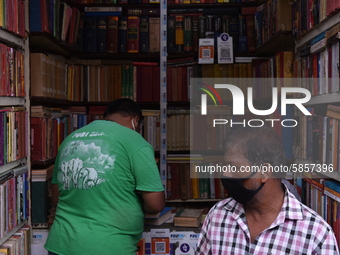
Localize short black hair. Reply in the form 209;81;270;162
103;98;143;123
225;126;286;168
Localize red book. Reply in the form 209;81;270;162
171;163;180;200
127;16;140;53
136;65;144;102
181;66;187;101
40;0;50;33
31;118;46;162
152;66;160;102
167;67;173;102
241;7;257;16
141;65;153;102
107;16;119;53
246;15;256;52
67;7;80;44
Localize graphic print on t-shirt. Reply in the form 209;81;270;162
58;140;116;190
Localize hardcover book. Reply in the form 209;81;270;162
174;208;203;227
127;16;140;53
144;207;172;226
106;16;119;53
118;16;127;53
139;16;149;53
149;17;160;53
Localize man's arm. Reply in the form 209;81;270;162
51;184;60;208
141;191;165;214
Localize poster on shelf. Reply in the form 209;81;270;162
217;33;234;64
198;38;214;64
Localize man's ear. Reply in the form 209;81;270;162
260;163;272;182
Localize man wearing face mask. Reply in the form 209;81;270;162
196;126;339;255
45;98;165;255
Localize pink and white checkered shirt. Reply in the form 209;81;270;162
196;185;339;255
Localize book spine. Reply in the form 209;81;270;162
175;15;184;52
149;17;160;53
106;16;119;53
83;16;97;53
167;16;176;53
97;16;107;53
118;16;127;53
127;16;140;53
183;16;193;52
139;16;149;53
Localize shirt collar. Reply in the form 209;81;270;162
223;183;304;223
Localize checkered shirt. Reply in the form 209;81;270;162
196;185;339;255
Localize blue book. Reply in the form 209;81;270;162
97;16;107;53
29;0;42;32
118;16;127;53
144;207;173;226
83;16;97;53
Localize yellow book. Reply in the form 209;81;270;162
0;0;4;28
0;248;9;255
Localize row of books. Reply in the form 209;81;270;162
0;108;28;166
302;178;340;247
166;163;228;200
31;167;54;224
31;53;198;102
30;1;81;44
254;0;291;48
0;225;31;254
80;15;161;54
167;13;255;54
0;44;25;97
0;169;29;239
77;0;255;3
294;106;340;172
292;0;340;39
294;31;340;95
0;0;25;37
30;108;91;162
30;106;166;162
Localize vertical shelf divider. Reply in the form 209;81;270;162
160;0;168;195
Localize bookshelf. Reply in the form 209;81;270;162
291;0;340;245
0;0;31;249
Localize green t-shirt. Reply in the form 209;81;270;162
44;120;164;255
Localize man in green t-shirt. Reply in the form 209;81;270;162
45;99;165;255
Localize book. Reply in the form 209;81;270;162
174;208;203;227
139;16;149;53
118;16;127;53
83;16;97;53
175;15;184;52
144;207;172;226
167;16;176;53
314;105;340;120
106;16;119;53
183;16;193;52
127;16;140;53
149;17;160;53
97;16;107;53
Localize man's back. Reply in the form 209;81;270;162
45;120;164;255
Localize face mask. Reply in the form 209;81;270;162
221;172;265;204
131;118;136;131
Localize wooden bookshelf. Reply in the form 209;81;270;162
30;32;74;57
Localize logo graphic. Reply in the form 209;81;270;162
198;82;223;115
200;84;311;116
